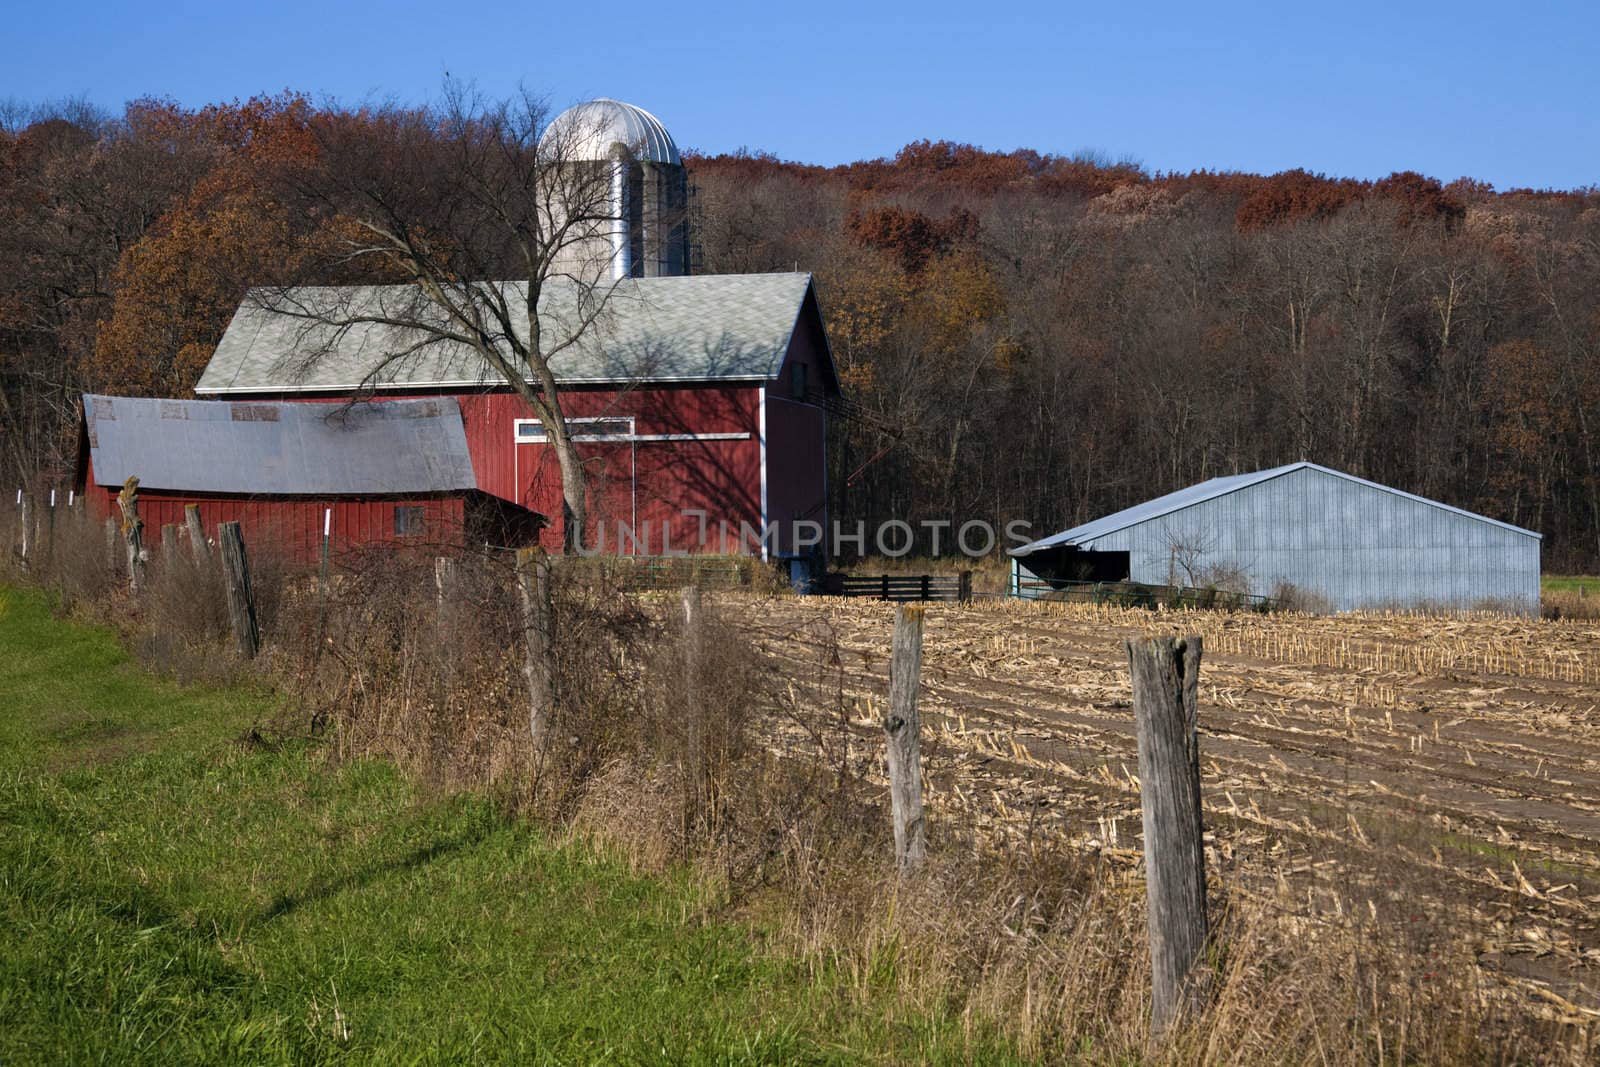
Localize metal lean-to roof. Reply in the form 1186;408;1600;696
1009;462;1541;557
82;395;477;496
194;273;816;396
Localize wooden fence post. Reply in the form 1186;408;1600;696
885;604;927;874
184;504;209;563
1126;634;1209;1035
433;556;456;611
17;493;30;570
959;570;973;603
682;585;702;701
682;585;704;829
116;477;145;594
104;517;119;574
45;490;57;565
160;523;178;564
217;521;260;659
516;547;555;745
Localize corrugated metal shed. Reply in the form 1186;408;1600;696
1011;463;1542;611
195;273;818;395
83;394;476;495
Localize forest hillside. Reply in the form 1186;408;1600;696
4;96;1596;567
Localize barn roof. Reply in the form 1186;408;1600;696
81;395;477;496
194;273;825;396
1009;462;1540;557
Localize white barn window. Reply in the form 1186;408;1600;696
513;416;636;444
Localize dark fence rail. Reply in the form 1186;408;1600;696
822;572;972;603
1012;577;1277;613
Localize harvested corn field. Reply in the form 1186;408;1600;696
728;594;1600;1026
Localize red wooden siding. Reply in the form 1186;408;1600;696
83;461;467;566
760;297;833;555
765;392;827;556
285;385;768;555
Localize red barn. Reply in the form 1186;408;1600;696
191;272;840;562
76;394;541;564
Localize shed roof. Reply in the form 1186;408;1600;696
1009;462;1540;557
82;395;477;496
195;273;821;396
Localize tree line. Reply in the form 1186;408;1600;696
4;94;1597;568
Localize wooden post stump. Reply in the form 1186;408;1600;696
184;504;209;563
116;476;145;594
160;523;178;563
958;570;973;603
1126;634;1209;1035
217;521;260;659
885;604;927;874
516;547;555;745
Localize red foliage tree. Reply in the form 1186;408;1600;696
845;203;979;273
1373;171;1465;228
1235;169;1366;231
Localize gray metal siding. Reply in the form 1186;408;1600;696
1076;466;1540;611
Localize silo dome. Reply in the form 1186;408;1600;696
542;98;681;165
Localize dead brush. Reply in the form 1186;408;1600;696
23;503;119;612
1543;588;1600;621
132;547;234;682
302;547;652;814
124;533;292;684
689;816;1579;1064
299;549;525;786
634;597;764;855
569;592;870;880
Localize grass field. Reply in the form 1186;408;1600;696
1544;574;1600;596
0;587;1012;1065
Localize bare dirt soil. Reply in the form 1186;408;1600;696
723;594;1600;1023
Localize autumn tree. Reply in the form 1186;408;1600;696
89;96;327;397
0;99;212;481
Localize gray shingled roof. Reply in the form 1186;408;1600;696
83;395;477;495
195;273;815;395
1009;462;1539;557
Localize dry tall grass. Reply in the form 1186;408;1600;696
2;520;1588;1063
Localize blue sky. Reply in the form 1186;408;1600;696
5;0;1597;189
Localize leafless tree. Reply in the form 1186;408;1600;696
258;84;651;551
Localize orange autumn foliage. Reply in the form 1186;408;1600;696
88;192;310;396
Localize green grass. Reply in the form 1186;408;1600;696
0;588;1012;1064
1542;574;1600;596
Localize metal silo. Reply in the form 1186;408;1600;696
541;98;690;281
